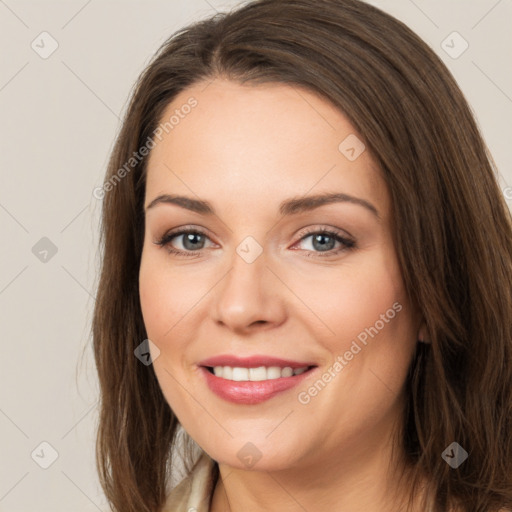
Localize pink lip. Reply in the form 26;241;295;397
198;355;317;405
199;354;315;369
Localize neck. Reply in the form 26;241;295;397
210;409;429;512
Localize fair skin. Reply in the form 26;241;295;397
139;78;427;512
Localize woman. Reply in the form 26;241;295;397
92;0;512;511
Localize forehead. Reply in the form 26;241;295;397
145;78;389;221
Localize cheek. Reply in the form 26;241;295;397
138;250;218;396
139;252;198;342
138;254;201;415
293;245;416;407
293;249;406;348
139;259;168;339
138;255;191;384
289;256;415;448
320;254;415;405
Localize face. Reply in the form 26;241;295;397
139;78;420;473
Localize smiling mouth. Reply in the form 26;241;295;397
199;363;318;404
204;365;315;381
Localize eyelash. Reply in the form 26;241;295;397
153;225;356;259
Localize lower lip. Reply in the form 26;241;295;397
200;366;315;405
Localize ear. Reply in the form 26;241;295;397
418;322;430;344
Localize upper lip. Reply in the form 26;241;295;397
199;355;316;369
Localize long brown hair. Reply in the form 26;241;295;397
92;1;512;510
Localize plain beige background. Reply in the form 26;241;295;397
0;1;511;510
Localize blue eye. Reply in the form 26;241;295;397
294;229;355;257
154;226;355;259
154;229;211;257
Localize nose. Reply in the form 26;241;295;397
212;245;287;334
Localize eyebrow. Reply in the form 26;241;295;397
145;192;379;219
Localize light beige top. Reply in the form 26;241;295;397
163;452;218;512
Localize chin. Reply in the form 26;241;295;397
197;433;306;472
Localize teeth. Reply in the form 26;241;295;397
249;367;267;381
232;367;249;381
267;366;282;379
281;366;293;377
211;365;309;380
